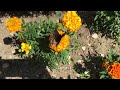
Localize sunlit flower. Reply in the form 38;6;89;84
49;30;69;52
107;63;120;79
62;11;82;32
21;43;31;54
5;17;22;32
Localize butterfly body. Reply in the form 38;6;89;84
51;30;65;46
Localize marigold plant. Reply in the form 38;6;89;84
5;17;22;32
107;63;120;79
20;43;32;54
62;11;82;32
49;30;70;52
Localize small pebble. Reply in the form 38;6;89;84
92;33;98;39
82;46;86;51
2;63;9;69
46;66;51;72
10;32;15;37
77;60;83;64
88;43;91;46
101;54;105;57
84;71;89;74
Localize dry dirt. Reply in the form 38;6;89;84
0;11;120;79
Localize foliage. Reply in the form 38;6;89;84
9;11;81;69
91;11;120;43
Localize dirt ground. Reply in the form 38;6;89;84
0;11;120;79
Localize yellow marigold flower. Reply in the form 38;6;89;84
62;11;82;32
5;17;22;32
21;43;31;54
107;63;120;79
49;30;69;52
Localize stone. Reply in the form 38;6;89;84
78;60;82;63
92;33;98;39
84;71;89;74
101;54;105;57
82;46;86;51
88;43;91;46
10;32;16;37
46;66;51;72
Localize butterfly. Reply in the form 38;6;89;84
51;29;66;46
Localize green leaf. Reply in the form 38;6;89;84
99;71;107;74
100;75;105;79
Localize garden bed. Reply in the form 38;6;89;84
0;11;120;79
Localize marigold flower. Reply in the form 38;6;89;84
107;63;120;79
5;17;22;32
21;43;31;54
49;30;69;52
62;11;82;32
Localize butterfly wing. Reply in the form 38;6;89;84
51;30;62;46
53;30;60;41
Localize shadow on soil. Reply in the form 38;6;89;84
0;56;52;79
73;53;103;79
0;11;58;18
77;11;96;31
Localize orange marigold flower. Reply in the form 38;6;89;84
5;17;22;32
62;11;82;32
49;30;69;52
107;63;120;79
